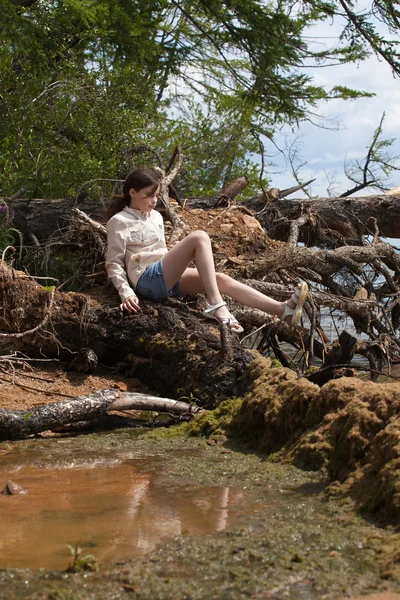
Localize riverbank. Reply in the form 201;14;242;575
1;433;400;600
188;353;400;526
1;355;400;598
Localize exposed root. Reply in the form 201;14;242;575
0;285;55;339
1;245;16;264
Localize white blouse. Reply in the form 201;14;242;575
105;207;168;301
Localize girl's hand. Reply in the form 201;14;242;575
120;295;140;313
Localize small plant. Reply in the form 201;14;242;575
43;586;81;600
0;201;22;259
176;388;199;405
65;541;99;573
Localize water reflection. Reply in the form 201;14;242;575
0;457;243;570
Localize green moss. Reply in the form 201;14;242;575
270;358;283;368
187;399;243;438
132;334;184;354
202;357;400;524
140;422;189;440
244;352;273;382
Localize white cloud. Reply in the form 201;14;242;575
263;7;400;198
270;46;400;197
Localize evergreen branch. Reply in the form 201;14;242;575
338;0;400;76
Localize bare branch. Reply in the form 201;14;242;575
279;179;316;198
287;213;310;247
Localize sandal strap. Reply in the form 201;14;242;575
291;288;302;304
282;281;308;327
281;303;295;321
218;315;243;332
204;300;227;315
219;316;239;326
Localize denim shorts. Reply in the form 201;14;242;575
135;259;180;302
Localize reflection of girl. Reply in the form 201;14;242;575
105;168;308;333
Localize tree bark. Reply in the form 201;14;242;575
186;193;400;246
6;193;400;246
7;197;107;242
245;242;400;285
0;390;200;439
243;193;400;246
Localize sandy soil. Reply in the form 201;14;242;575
0;362;149;411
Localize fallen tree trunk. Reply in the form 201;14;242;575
0;390;201;439
7;197;107;242
6;193;400;247
246;194;400;246
186;193;400;247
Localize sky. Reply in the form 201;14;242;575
170;4;400;200
265;15;400;199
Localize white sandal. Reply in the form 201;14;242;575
281;282;309;327
203;300;244;334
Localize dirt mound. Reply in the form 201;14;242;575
165;204;286;276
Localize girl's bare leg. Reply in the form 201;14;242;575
179;269;295;320
161;231;234;322
162;231;298;323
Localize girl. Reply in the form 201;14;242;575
105;168;308;333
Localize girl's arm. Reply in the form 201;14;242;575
105;220;139;306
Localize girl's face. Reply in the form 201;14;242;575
129;184;160;213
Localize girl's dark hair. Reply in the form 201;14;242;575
106;168;162;221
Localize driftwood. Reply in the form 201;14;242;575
243;193;400;247
235;303;392;377
240;242;400;338
306;331;358;385
184;193;400;247
154;145;183;228
0;390;201;439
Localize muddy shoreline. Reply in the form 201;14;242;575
1;431;400;599
1;352;400;598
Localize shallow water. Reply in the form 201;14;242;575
0;448;250;570
1;434;400;600
248;307;400;378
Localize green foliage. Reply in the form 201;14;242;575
161;100;266;196
51;253;82;288
0;0;162;198
24;247;84;290
65;541;99;573
176;388;200;404
0;0;398;200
